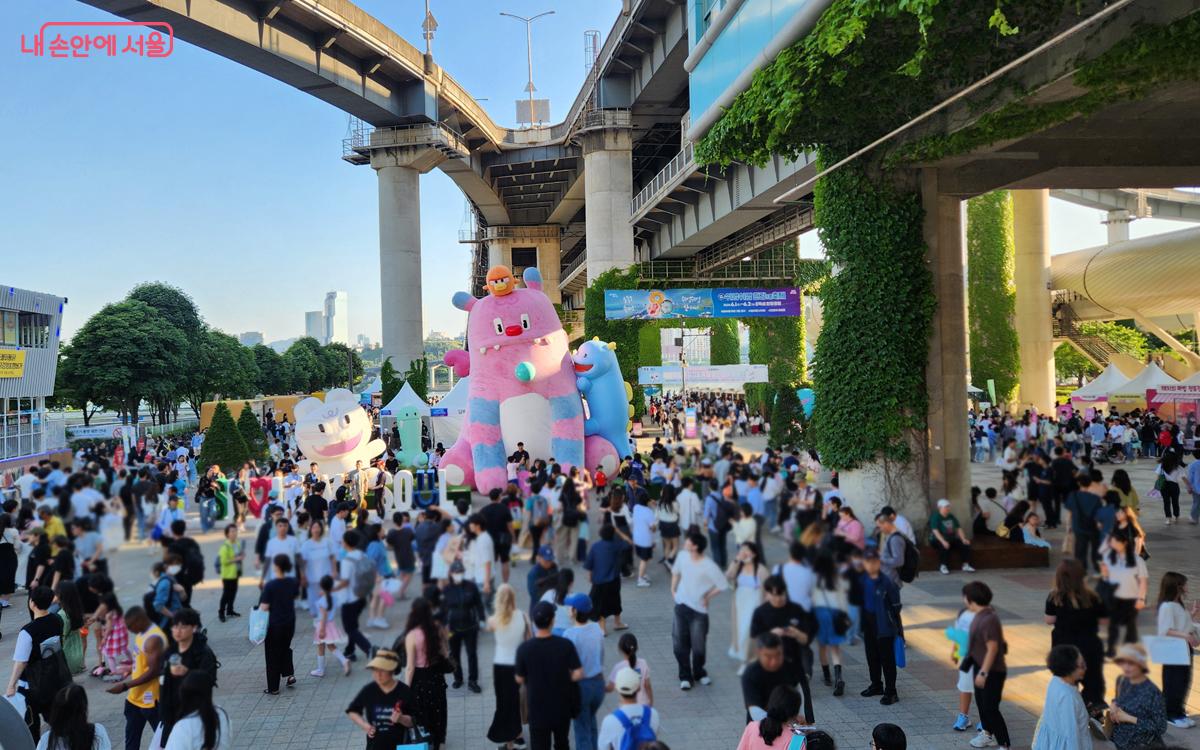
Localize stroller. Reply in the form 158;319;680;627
1091;441;1126;465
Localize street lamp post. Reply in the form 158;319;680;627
499;10;555;128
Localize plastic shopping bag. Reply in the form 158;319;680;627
248;609;268;645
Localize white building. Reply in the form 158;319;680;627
324;291;349;345
239;331;264;346
305;310;325;343
1;285;67;465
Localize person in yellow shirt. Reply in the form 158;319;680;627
37;507;66;542
106;606;166;749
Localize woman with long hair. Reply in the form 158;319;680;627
55;580;87;674
833;506;866;551
1109;505;1147;559
655;483;681;565
1156;450;1185;524
401;597;447;750
1044;559;1107;710
1101;530;1148;657
0;513;18;608
1155;571;1200;728
812;549;849;697
1110;469;1139;512
726;542;768;672
1000;501;1030;543
37;684;111;750
735;684;803;750
164;671;230;750
486;584;529;749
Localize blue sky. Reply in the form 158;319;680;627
1;0;1187;344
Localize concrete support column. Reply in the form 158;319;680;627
580;126;635;284
923;169;972;525
371;145;447;372
488;239;511;269
1105;209;1132;244
537;237;562;303
1012;189;1055;414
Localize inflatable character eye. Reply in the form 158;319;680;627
520;313;530;330
493;317;504;335
343;414;351;426
318;424;326;434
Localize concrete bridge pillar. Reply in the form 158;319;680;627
580;126;635;284
482;227;563;304
371;145;447;372
1013;189;1055;414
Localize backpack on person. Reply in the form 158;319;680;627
892;532;920;583
614;706;656;750
712;494;734;534
351;554;377;600
25;636;72;711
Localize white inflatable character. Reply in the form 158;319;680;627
293;389;386;475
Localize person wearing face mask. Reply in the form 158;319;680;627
151;558;184;630
442;560;485;693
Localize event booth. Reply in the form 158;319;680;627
1107;362;1177;412
1147;369;1200;422
1068;363;1131;411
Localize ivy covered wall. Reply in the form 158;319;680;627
966;191;1019;404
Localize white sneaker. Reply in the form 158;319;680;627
1166;518;1174;526
970;732;997;748
636;578;651;588
698;676;712;686
1168;717;1194;729
310;669;325;678
962;563;976;573
939;564;950;575
680;680;692;690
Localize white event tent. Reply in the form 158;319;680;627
1069;364;1130;402
1108;361;1177;399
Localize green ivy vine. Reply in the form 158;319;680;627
966;191;1019;404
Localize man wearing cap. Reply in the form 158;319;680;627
527;545;558;602
516;601;584;750
564;593;605;750
930;499;975;576
598;666;660;750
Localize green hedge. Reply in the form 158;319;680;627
967;191;1019;404
709;319;739;366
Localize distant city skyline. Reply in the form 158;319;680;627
238;331;264;346
304;311;324;342
324;290;349;345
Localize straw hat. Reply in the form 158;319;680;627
1112;643;1149;671
366;649;401;672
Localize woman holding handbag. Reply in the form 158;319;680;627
812;550;849;698
1155;571;1200;729
401;598;448;750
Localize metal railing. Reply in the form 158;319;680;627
1052;299;1120;367
631;142;697;218
561;252;588;281
695;206;814;274
342;122;470;164
579;108;632;133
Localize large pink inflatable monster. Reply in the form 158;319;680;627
440;266;620;493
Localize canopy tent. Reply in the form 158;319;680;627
967;384;985;395
1108;361;1177;399
1178;370;1200;386
1069;364;1131;401
359;376;383;394
430;376;469;448
380;382;431;417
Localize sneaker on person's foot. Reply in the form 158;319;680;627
310;669;324;678
962;563;976;573
1168;717;1195;729
680;680;692;691
860;684;884;697
970;731;997;748
468;681;482;694
636;578;650;588
698;676;712;686
953;713;971;731
452;680;464;689
939;564;950;575
880;694;898;706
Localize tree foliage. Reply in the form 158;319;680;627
967;191;1019;404
283;338;326;393
1054;343;1097;385
200;401;249;472
380;357;403;407
709;320;740;366
252;344;288;395
236;402;268;461
323;342;364;389
405;358;429;402
182;328;260;416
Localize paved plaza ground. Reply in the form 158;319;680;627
3;437;1199;750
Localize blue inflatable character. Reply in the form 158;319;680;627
573;338;633;459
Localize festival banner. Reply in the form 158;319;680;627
604;287;800;320
637;364;769;385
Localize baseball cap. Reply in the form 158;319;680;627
937;499;951;509
531;601;556;629
614;666;641;696
537;545;555;562
863;548;880;560
564;593;592;615
449;560;466;574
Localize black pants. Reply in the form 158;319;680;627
342;599;372;658
123;701;160;750
672;603;709;682
1074;531;1100;573
974;670;1009;747
450;628;479;683
1107;598;1139;654
421;555;433;585
937;538;972;569
1162;480;1181;519
708;529;728;569
219;579;238;616
264;621;295;692
529;721;571;750
862;615;897;696
1162;660;1193;719
787;658;816;724
1048;488;1068;527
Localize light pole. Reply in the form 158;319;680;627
499;10;555;128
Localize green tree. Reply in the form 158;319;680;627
200;401;249;472
283;339;325;392
709;319;740;365
64;299;188;421
1054;343;1098;385
49;344;102;424
127;282;203;335
252;344;288;395
322;342;363;389
405;358;429;402
182;328;260;416
638;325;662;367
380;357;403;406
1082;321;1149;359
584;267;646;419
967;191;1020;403
236;402;268;461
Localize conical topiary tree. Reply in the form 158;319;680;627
200;401;250;472
236;402;268;461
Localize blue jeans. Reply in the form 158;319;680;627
763;498;778;530
199;497;214;532
572;675;605;750
672;603;710;682
847;604;862;643
1191;492;1200;523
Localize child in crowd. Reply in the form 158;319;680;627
949;604;977;732
606;633;653;706
312;574;350;677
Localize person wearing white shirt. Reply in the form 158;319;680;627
1156;571;1200;728
675;478;702;532
598;667;661;750
670;531;729;689
776;543;815;611
631;500;657;587
15;467;38;500
262;518;299;584
466;515;495;601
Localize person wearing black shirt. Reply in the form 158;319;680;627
304;487;329;526
742;633;804;726
442;561;485;693
414;511;443;585
1047;447;1077;528
387;512;417;600
480;488;515;583
515;601;583;750
749;575;816;724
512;444;530;468
159;608;219;741
346;649;417;750
258;554;299;695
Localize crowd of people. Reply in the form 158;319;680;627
1;393;1198;750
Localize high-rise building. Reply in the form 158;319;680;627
304;311;325;343
324;291;349;345
239;331;264;346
